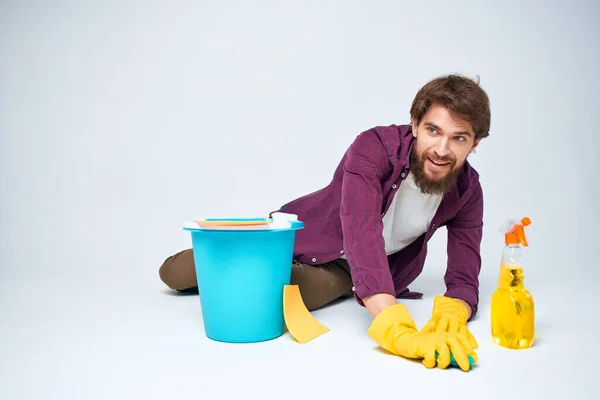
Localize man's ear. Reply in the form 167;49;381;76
471;139;481;153
411;118;418;137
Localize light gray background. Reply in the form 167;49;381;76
1;0;599;399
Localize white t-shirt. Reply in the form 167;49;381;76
341;172;442;259
381;172;442;255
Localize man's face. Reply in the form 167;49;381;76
410;103;480;195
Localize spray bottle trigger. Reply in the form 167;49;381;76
515;224;529;246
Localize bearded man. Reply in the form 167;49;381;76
159;74;491;372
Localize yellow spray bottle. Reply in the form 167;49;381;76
491;217;534;349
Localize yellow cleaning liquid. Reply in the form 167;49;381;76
491;265;534;349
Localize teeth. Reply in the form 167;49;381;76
430;159;449;165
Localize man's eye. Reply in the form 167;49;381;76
428;127;437;134
455;136;465;142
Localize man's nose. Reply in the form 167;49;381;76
434;138;450;157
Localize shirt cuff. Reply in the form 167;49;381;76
351;270;396;306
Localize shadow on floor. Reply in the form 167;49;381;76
162;287;199;296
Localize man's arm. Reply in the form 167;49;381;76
363;293;398;318
444;180;484;320
339;129;397;313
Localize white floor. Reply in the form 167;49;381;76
1;253;598;400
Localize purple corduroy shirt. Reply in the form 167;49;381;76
276;124;484;318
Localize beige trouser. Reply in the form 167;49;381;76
159;249;355;311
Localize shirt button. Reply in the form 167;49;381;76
340;250;344;254
352;286;355;292
392;184;397;189
401;173;406;178
312;258;317;262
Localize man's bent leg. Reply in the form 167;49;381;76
159;250;354;309
159;249;197;291
290;259;354;311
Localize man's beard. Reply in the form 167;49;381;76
409;146;463;195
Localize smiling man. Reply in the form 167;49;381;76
159;74;490;371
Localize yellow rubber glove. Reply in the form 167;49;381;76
420;296;478;349
367;303;477;371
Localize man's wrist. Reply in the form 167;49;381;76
454;298;472;320
362;293;398;318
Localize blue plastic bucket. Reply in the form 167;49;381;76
183;216;304;343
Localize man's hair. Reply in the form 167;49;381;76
410;74;491;141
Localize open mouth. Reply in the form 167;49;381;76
428;158;451;169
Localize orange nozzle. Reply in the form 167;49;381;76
505;216;531;246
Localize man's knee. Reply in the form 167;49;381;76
159;249;197;291
290;260;353;311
